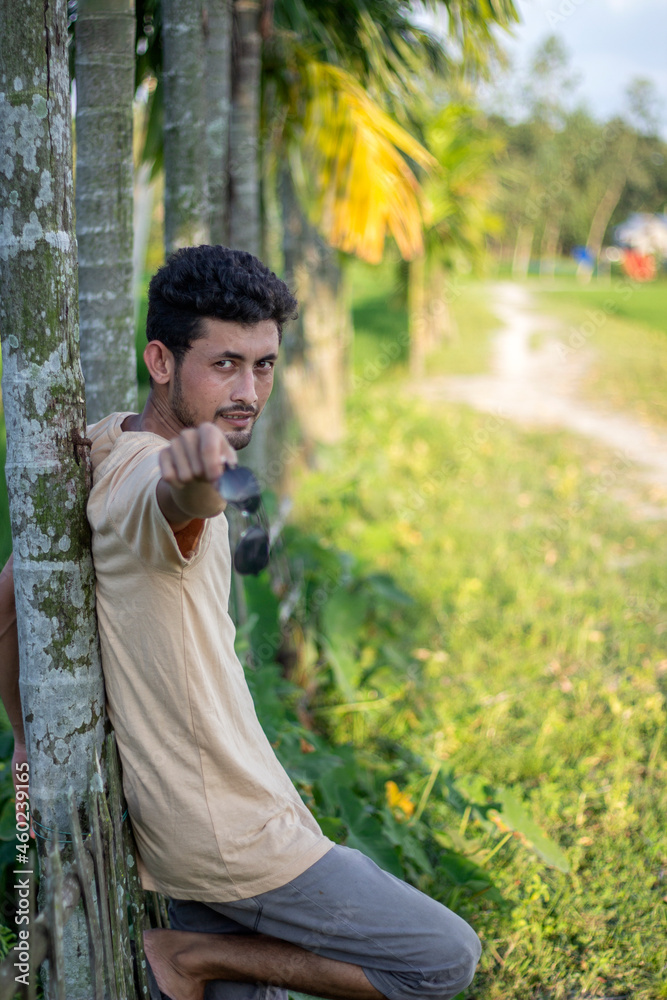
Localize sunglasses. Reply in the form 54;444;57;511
218;466;270;575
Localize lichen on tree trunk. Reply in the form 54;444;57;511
75;0;138;423
0;0;106;994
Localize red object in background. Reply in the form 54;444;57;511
621;249;657;282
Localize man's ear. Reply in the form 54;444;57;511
144;341;176;385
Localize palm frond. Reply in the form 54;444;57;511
298;60;437;263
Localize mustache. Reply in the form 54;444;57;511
216;406;258;418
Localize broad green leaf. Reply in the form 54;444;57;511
437;850;505;904
490;787;570;873
317;816;347;842
347;817;404;877
381;810;434;874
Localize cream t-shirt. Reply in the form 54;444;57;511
86;412;332;901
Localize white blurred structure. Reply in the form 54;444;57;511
614;213;667;259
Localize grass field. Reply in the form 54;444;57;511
540;277;667;338
290;270;667;999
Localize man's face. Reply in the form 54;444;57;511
168;317;280;450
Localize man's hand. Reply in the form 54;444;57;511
157;423;238;528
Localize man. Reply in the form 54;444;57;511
0;246;481;1000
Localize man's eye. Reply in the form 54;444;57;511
216;360;233;368
257;361;274;371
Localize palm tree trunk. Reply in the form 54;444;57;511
204;0;233;245
229;0;262;254
586;134;637;267
427;261;455;345
280;167;350;446
0;1;105;995
409;256;428;376
75;0;138;422
512;224;534;278
540;213;562;277
162;0;209;253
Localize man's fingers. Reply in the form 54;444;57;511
198;423;237;482
179;429;206;478
158;448;179;485
169;437;198;483
169;431;204;483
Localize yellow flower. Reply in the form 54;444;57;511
385;780;415;819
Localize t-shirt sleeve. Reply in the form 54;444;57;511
104;441;206;570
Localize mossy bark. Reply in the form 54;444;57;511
75;0;138;422
0;0;105;994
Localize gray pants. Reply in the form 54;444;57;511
168;844;481;1000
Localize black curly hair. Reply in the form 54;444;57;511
146;245;298;363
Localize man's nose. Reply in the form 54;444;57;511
231;367;258;407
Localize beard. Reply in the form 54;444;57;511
171;366;197;429
171;367;257;451
221;424;254;451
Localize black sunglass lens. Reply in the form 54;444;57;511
234;526;270;575
219;466;261;511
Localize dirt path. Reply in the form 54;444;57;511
422;282;667;511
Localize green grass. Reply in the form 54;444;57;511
540;276;667;337
289;271;667;999
350;259;499;380
537;277;667;429
350;258;411;376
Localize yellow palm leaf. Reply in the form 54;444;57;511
300;61;437;263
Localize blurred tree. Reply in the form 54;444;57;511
205;0;233;244
275;59;436;442
229;0;264;254
75;0;138;421
485;42;667;275
162;0;209;251
408;103;503;374
585;80;662;268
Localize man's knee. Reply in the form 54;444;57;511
368;915;482;1000
420;918;481;1000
